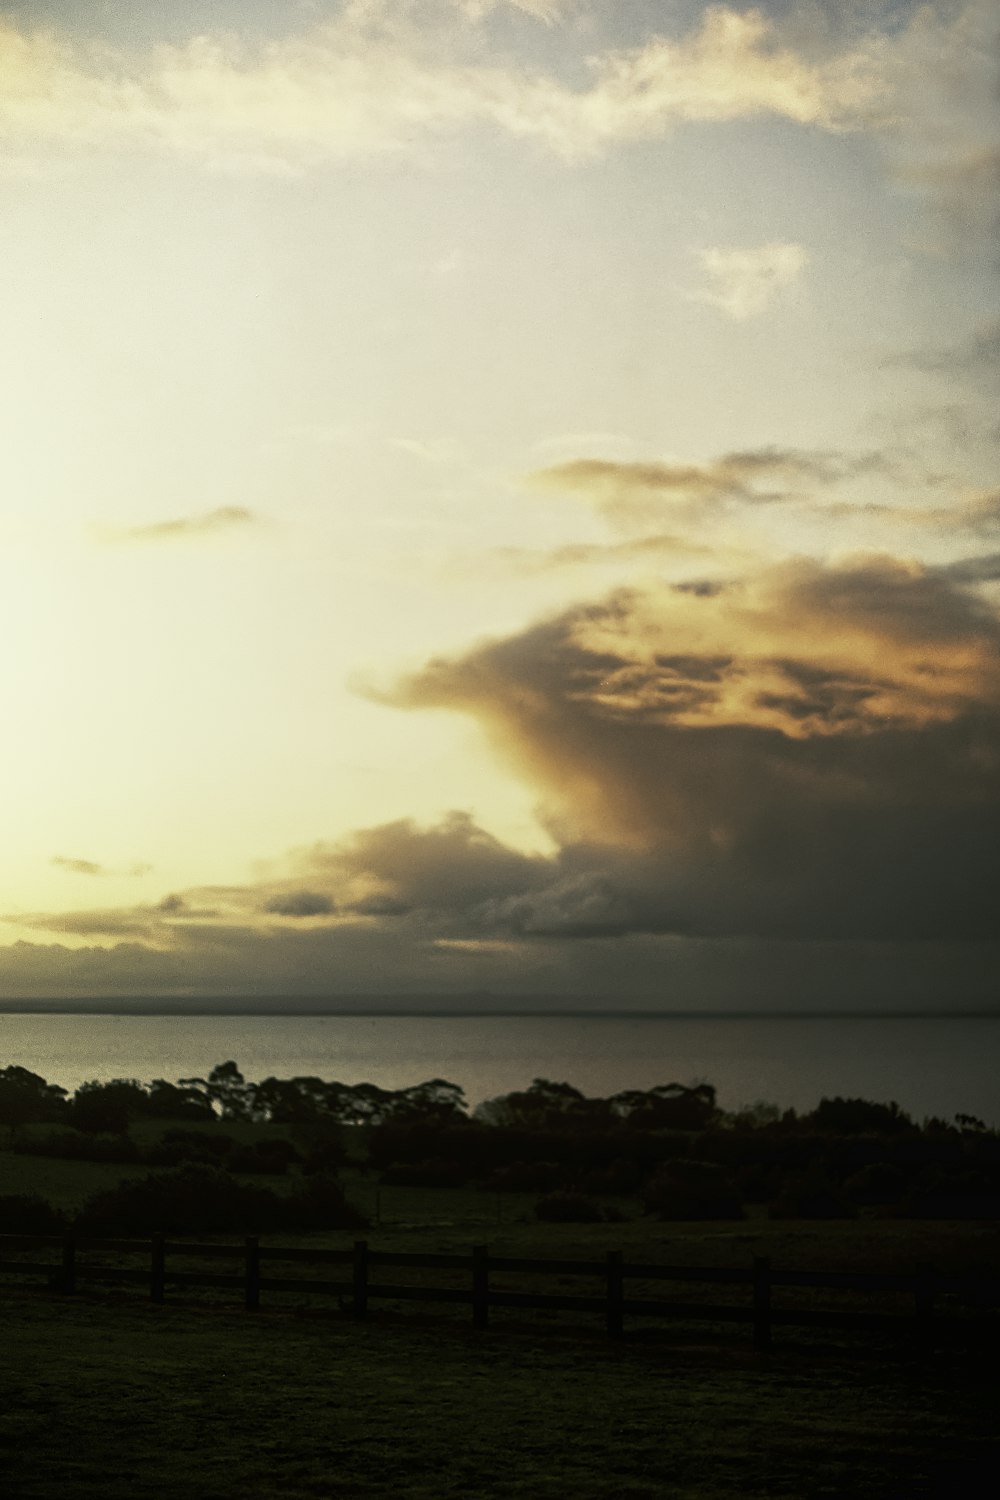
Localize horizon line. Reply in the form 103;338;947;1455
1;999;998;1021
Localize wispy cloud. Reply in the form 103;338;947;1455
689;242;808;320
51;856;104;877
0;6;892;171
51;855;151;877
530;447;867;530
99;506;257;543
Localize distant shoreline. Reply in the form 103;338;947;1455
0;1002;997;1021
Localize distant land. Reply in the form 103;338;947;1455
0;996;997;1020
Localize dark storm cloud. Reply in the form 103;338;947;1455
943;551;1000;584
308;811;553;916
14;908;160;939
391;554;1000;943
263;890;337;918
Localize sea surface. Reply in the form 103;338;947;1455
1;1011;998;1125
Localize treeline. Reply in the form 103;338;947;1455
2;1062;999;1232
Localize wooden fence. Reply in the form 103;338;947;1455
1;1234;997;1350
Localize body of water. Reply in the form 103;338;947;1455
1;1010;997;1125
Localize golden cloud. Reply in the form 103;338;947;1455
0;6;889;169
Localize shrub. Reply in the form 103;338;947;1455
75;1164;286;1236
769;1173;858;1220
379;1157;469;1188
843;1161;908;1208
227;1139;301;1175
900;1170;1000;1220
146;1129;236;1167
580;1156;641;1197
13;1129;140;1163
535;1191;605;1223
487;1160;566;1194
0;1193;67;1234
277;1173;368;1232
641;1160;743;1221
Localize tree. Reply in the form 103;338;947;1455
474;1078;598;1131
807;1097;913;1135
69;1079;148;1135
610;1082;719;1132
0;1066;67;1136
383;1079;467;1127
178;1061;254;1120
143;1079;215;1121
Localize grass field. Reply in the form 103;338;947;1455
3;1128;1000;1496
2;1282;999;1500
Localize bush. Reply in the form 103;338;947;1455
641;1160;743;1221
379;1157;469;1189
769;1173;858;1220
75;1165;287;1236
843;1161;908;1208
487;1160;566;1194
13;1129;140;1163
0;1193;67;1234
146;1129;236;1167
900;1169;1000;1220
580;1156;641;1197
227;1139;301;1175
535;1191;605;1223
278;1173;368;1233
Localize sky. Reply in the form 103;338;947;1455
0;0;998;1007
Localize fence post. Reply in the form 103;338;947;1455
352;1239;369;1320
472;1244;489;1329
151;1233;166;1304
606;1250;624;1339
753;1257;771;1350
61;1232;77;1295
245;1236;260;1312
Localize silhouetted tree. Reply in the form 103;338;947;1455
383;1078;467;1126
610;1083;719;1132
806;1097;913;1135
143;1079;215;1121
178;1061;254;1120
0;1066;67;1135
69;1079;148;1134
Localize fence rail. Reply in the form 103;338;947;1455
1;1233;997;1350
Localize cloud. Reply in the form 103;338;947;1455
872;1;1000;250
100;506;257;543
0;5;897;170
51;855;152;878
307;810;552;915
391;553;1000;942
15;909;161;940
51;856;104;876
482;531;726;576
263;890;337;918
896;317;1000;386
689;242;808;320
530;446;871;530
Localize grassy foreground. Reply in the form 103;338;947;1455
2;1282;998;1500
